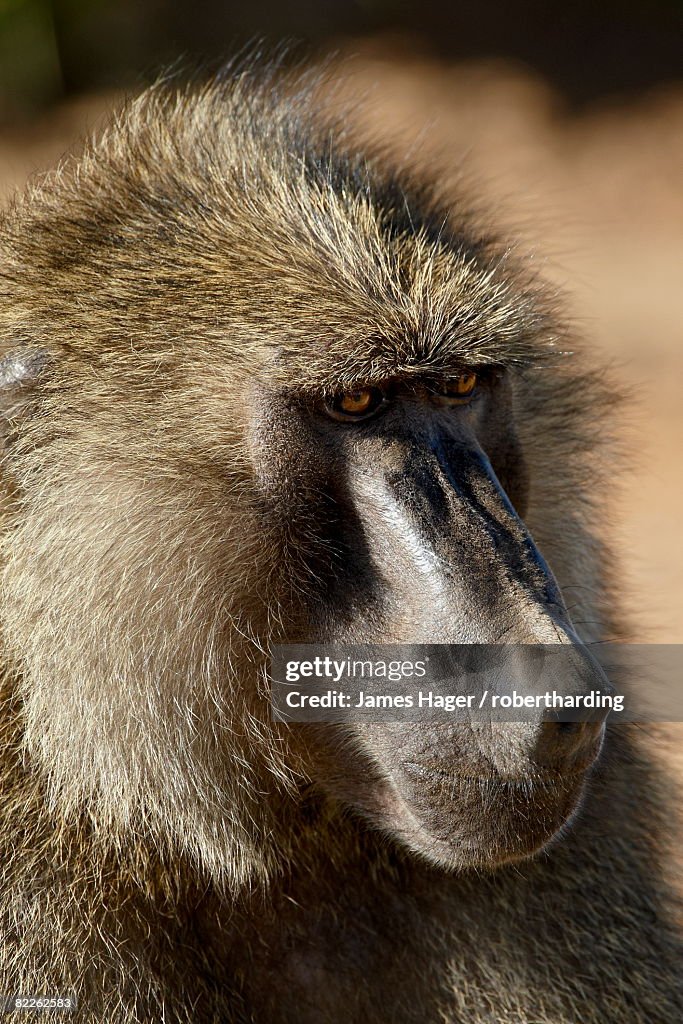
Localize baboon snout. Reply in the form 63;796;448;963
478;650;612;778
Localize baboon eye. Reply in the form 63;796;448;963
324;387;386;422
436;372;478;403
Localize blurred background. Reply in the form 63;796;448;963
0;0;681;645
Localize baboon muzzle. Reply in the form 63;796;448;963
350;429;610;777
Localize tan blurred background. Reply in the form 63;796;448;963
0;1;681;646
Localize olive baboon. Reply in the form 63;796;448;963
0;61;681;1023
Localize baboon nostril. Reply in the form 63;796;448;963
533;720;606;772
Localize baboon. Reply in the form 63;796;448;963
0;60;681;1023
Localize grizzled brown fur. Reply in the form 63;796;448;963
0;60;681;1022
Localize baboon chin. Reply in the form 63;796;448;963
0;57;681;1024
309;744;592;871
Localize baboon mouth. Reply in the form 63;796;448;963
401;760;596;784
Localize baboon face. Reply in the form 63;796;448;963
251;353;607;869
0;76;610;879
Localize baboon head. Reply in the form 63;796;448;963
0;64;613;884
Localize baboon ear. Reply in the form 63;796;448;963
0;347;49;429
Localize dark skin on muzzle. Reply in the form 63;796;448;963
252;367;610;870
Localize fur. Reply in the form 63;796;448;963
0;59;680;1022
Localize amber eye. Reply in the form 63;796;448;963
324;386;386;422
438;372;478;403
